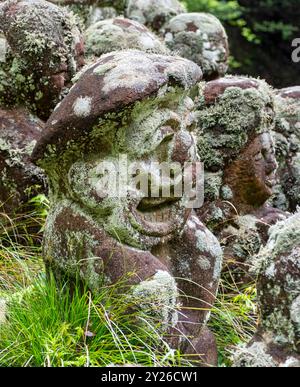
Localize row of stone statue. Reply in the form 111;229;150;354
0;0;299;367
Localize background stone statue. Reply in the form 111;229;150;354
162;13;229;81
32;50;223;365
84;17;168;58
195;76;288;279
272;86;300;212
0;0;84;120
48;1;120;28
233;211;300;367
0;107;46;214
125;0;185;31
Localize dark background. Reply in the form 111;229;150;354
183;0;300;89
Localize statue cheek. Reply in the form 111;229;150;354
171;131;194;164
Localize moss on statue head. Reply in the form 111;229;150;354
196;77;275;172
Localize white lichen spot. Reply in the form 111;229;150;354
138;35;156;50
0;299;6;324
279;357;300;367
197;256;211;270
73;96;92;117
131;270;178;328
232;341;277;367
265;262;276;279
0;35;7;63
195;226;223;280
290;295;300;325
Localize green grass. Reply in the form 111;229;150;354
0;195;258;367
0;195;47;295
0;275;186;367
209;266;258;367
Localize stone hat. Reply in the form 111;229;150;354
32;49;202;163
196;76;275;171
276;86;300;100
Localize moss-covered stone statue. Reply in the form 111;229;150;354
125;0;185;32
0;107;46;214
48;0;121;28
233;211;300;367
0;0;84;120
163;13;229;81
271;86;300;212
32;50;223;365
84;17;168;58
195;76;288;278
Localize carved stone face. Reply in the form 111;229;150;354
225;132;278;207
68;97;197;249
163;13;229;80
32;50;202;249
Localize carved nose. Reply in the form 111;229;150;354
171;131;195;164
266;155;278;175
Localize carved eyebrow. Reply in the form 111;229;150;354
162;117;181;130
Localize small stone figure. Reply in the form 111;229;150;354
163;13;229;81
84;17;168;58
233;211;300;367
272;86;300;212
125;0;185;32
0;0;84;120
50;1;120;29
32;50;223;365
195;76;288;277
49;0;125;13
0;107;46;214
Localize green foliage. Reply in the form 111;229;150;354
182;0;300;87
0;195;258;367
209;274;257;367
0;193;49;294
0;276;185;367
183;0;242;20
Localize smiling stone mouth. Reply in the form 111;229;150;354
136;197;179;223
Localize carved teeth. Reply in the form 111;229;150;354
137;201;176;224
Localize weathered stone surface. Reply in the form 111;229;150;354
86;6;118;26
272;86;300;212
32;50;221;363
125;0;185;31
0;107;46;214
233;211;300;367
84;17;168;58
163;13;229;81
0;0;84;120
49;0;125;12
195;76;288;278
47;1;123;28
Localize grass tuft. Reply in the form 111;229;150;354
0;275;187;367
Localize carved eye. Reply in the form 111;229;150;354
261;148;268;159
254;152;263;161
